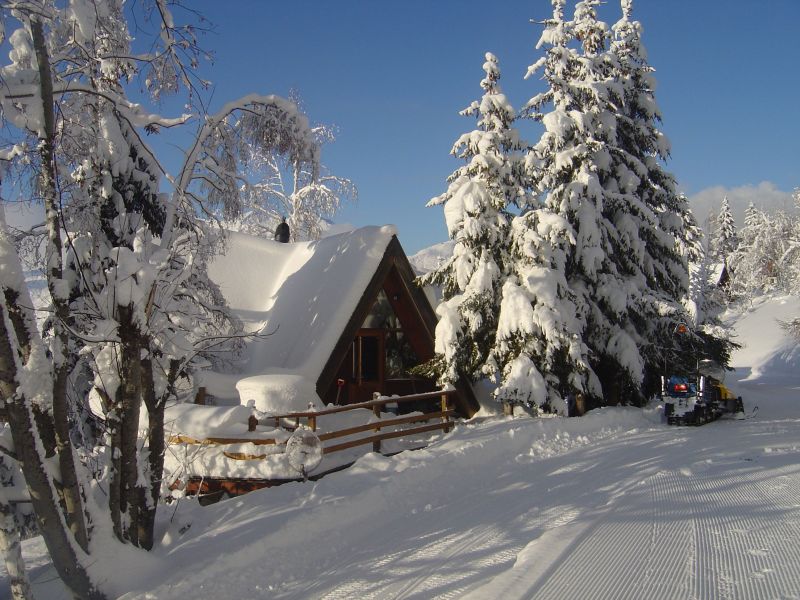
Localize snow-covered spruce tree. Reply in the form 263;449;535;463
508;0;695;408
670;196;734;376
0;1;322;596
421;52;528;386
679;195;706;267
489;0;595;412
683;236;736;373
678;198;715;328
711;196;738;272
743;200;762;231
685;233;721;327
608;0;713;392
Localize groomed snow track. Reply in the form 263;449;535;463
108;376;800;600
3;370;799;599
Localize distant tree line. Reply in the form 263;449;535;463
704;194;800;333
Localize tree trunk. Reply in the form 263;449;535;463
0;498;33;600
2;284;57;458
31;19;89;554
107;406;122;541
137;403;163;550
3;286;57;457
0;286;105;599
138;356;174;550
109;305;150;547
139;357;158;551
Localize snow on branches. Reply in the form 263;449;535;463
422;52;528;387
215;95;356;242
429;0;703;410
0;1;335;595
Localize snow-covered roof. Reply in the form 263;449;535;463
710;261;727;286
688;260;726;288
205;225;398;412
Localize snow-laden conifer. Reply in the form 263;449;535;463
744;201;763;231
608;0;699;394
687;241;713;325
712;196;739;266
502;0;694;407
683;206;720;327
422;52;528;385
489;0;596;411
680;196;706;267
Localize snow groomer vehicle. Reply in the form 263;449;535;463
662;360;745;426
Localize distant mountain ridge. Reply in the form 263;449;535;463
408;240;454;275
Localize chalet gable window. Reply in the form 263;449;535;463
357;290;419;379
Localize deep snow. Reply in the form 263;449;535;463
3;295;799;599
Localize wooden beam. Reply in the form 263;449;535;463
168;435;279;446
322;422;450;455
317;410;454;442
265;389;456;420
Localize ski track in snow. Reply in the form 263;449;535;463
293;420;800;600
461;419;800;600
125;400;800;600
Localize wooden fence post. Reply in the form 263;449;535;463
441;393;450;433
372;394;382;453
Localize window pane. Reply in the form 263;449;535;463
362;290;400;329
360;336;379;381
385;330;419;378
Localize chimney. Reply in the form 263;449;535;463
274;218;290;243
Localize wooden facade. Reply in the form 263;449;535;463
317;236;479;417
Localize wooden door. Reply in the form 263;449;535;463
348;329;384;403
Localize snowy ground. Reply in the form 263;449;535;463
3;295;799;599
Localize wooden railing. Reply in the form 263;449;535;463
171;390;455;457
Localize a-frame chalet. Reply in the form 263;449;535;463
204;226;478;418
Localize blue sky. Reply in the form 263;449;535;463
139;1;800;253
